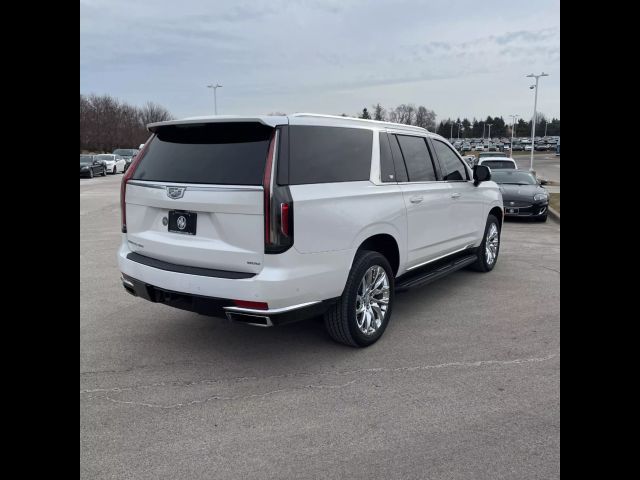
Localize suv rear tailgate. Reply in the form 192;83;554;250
124;122;274;275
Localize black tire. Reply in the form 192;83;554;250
101;166;107;176
324;250;394;347
89;168;94;178
112;166;117;174
535;214;548;222
470;214;501;272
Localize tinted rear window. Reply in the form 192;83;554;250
482;160;515;169
132;122;273;185
289;126;372;184
378;132;397;182
388;134;408;182
396;135;437;182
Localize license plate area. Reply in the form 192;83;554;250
168;210;197;235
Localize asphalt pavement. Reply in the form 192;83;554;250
81;173;560;480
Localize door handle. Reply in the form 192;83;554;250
410;195;424;204
451;193;461;199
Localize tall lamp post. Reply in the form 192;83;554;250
207;83;223;115
457;121;462;139
509;114;519;153
487;123;493;141
526;72;549;172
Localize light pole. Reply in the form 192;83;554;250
487;123;493;141
544;120;548;138
207;83;223;115
450;121;453;141
509;114;519;153
526;72;549;172
482;122;485;140
457;121;461;139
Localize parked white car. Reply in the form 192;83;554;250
477;157;518;170
118;114;503;347
95;154;126;174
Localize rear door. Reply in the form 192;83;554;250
389;132;458;267
125;122;277;275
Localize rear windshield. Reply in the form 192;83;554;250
132;122;273;185
482;160;515;169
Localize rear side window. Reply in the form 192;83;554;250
396;135;437;182
388;134;408;182
132;122;273;185
289;126;372;184
378;132;397;182
432;139;469;181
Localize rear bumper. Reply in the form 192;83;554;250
117;239;352;311
121;272;335;325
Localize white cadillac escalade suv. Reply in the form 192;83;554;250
118;114;503;347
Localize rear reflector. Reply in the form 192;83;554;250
280;203;290;236
233;300;269;310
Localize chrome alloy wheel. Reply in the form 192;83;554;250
355;265;390;335
485;223;499;265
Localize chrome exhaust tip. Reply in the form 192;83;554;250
226;312;273;327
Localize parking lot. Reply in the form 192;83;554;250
512;153;560;184
80;174;559;479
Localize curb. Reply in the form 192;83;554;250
548;206;560;222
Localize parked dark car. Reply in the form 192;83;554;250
80;155;107;178
491;169;549;222
512;144;524;151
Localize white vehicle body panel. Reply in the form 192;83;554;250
118;114;502;310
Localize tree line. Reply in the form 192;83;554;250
435;114;560;139
80;93;173;153
345;105;559;139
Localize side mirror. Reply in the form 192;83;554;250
539;179;548;185
473;165;491;186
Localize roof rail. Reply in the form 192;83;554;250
289;113;430;133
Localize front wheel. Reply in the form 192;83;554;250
88;169;94;178
112;166;117;174
101;167;107;176
470;214;501;272
324;250;394;347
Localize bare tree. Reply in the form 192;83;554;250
139;102;173;127
391;104;416;125
80;94;173;153
414;106;437;130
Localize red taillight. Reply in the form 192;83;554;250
280;203;290;236
120;136;153;233
263;130;277;244
233;300;269;310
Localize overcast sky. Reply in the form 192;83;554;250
80;0;559;123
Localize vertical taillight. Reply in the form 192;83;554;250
121;135;153;233
263;130;276;245
264;127;293;254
